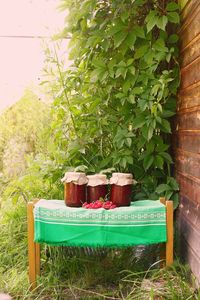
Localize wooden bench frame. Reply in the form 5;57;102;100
27;198;173;289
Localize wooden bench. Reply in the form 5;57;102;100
27;198;173;289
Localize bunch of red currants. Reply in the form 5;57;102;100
82;200;116;210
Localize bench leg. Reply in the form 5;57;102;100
35;243;41;276
27;202;36;289
159;243;165;268
166;200;174;266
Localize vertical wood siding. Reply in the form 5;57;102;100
176;0;200;284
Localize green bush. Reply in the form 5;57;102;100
42;0;181;205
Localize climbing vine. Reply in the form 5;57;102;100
45;0;180;206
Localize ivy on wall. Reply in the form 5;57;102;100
47;0;180;205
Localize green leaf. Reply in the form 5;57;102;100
128;66;135;76
98;157;112;169
143;154;154;170
116;92;124;99
166;53;171;63
165;190;173;200
132;115;146;129
146;141;154;153
126;156;133;164
167;12;180;24
115;67;127;79
151;84;160;96
133;25;145;38
167;177;179;190
159;152;173;163
108;19;125;36
138;99;148;111
121;157;127;169
168;34;179;43
125;32;136;48
126;138;132;147
134;45;149;59
154;155;164;169
123;81;131;93
162;110;176;118
153;39;168;52
156;142;169;152
90;69;105;82
127;58;134;66
128;94;135;104
146;10;158;33
157;16;168;31
166;2;180;12
156;184;171;194
132;87;143;94
144;51;154;64
113;30;128;48
121;11;129;22
92;58;106;68
160;119;171;133
171;193;179;209
147;126;154;141
141;126;148;139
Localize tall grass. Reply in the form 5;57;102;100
0;199;199;299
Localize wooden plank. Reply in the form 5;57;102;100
180;33;200;68
32;199;40;277
35;243;40;276
176;211;200;286
178;213;200;257
179;0;190;11
176;170;200;205
27;202;36;290
179;2;200;50
166;201;174;266
180;0;200;23
175;149;200;178
175;109;200;130
180;56;200;89
176;0;200;286
177;82;200;111
178;195;200;229
173;131;200;153
177;233;200;287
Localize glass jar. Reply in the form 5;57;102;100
110;173;133;206
62;172;88;207
86;174;108;202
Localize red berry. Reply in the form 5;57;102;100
106;201;112;205
110;205;117;209
103;203;110;209
96;203;103;209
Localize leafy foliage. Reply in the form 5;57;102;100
0;90;52;203
43;0;180;205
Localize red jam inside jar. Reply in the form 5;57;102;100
110;184;132;207
64;182;86;207
87;185;107;202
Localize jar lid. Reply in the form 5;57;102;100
87;174;108;186
110;173;134;186
61;172;88;185
111;173;133;179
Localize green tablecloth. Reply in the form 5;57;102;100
34;200;166;248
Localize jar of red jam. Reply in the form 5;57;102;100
110;173;133;207
62;172;88;207
86;174;108;202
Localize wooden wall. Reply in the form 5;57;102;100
175;0;200;284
